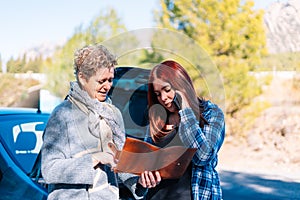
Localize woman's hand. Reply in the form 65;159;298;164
175;90;190;109
138;171;161;188
92;151;117;168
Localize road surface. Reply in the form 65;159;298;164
220;170;300;200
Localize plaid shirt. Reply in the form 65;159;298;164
145;100;225;200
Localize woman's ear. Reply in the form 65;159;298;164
78;72;86;86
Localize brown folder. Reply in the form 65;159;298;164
109;137;197;179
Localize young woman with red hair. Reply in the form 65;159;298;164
140;60;225;200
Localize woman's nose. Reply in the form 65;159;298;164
103;81;112;91
161;92;168;101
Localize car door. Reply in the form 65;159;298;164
0;111;49;200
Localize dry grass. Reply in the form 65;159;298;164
219;73;300;180
0;73;40;107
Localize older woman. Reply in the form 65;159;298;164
41;44;152;200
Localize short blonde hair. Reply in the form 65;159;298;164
74;44;117;80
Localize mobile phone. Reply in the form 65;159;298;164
173;92;182;110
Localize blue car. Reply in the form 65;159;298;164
0;107;50;200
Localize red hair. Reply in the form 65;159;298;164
148;60;207;143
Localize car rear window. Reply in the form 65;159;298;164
0;114;49;174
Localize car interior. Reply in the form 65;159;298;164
109;66;150;140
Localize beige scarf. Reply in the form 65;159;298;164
68;81;125;150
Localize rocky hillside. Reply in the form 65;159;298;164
219;72;300;180
264;0;300;53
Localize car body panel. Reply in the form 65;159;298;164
0;142;47;199
0;108;49;199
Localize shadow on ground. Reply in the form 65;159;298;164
220;170;300;200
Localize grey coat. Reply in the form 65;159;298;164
41;99;141;200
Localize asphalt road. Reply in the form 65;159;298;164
220;170;300;200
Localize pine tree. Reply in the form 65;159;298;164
157;0;267;115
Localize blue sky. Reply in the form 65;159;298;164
0;0;287;65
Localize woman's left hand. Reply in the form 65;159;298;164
138;171;161;188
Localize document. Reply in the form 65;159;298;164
111;137;197;179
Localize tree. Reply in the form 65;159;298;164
5;53;45;73
139;45;164;66
23;55;44;73
157;0;267;115
6;55;26;73
44;9;130;98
